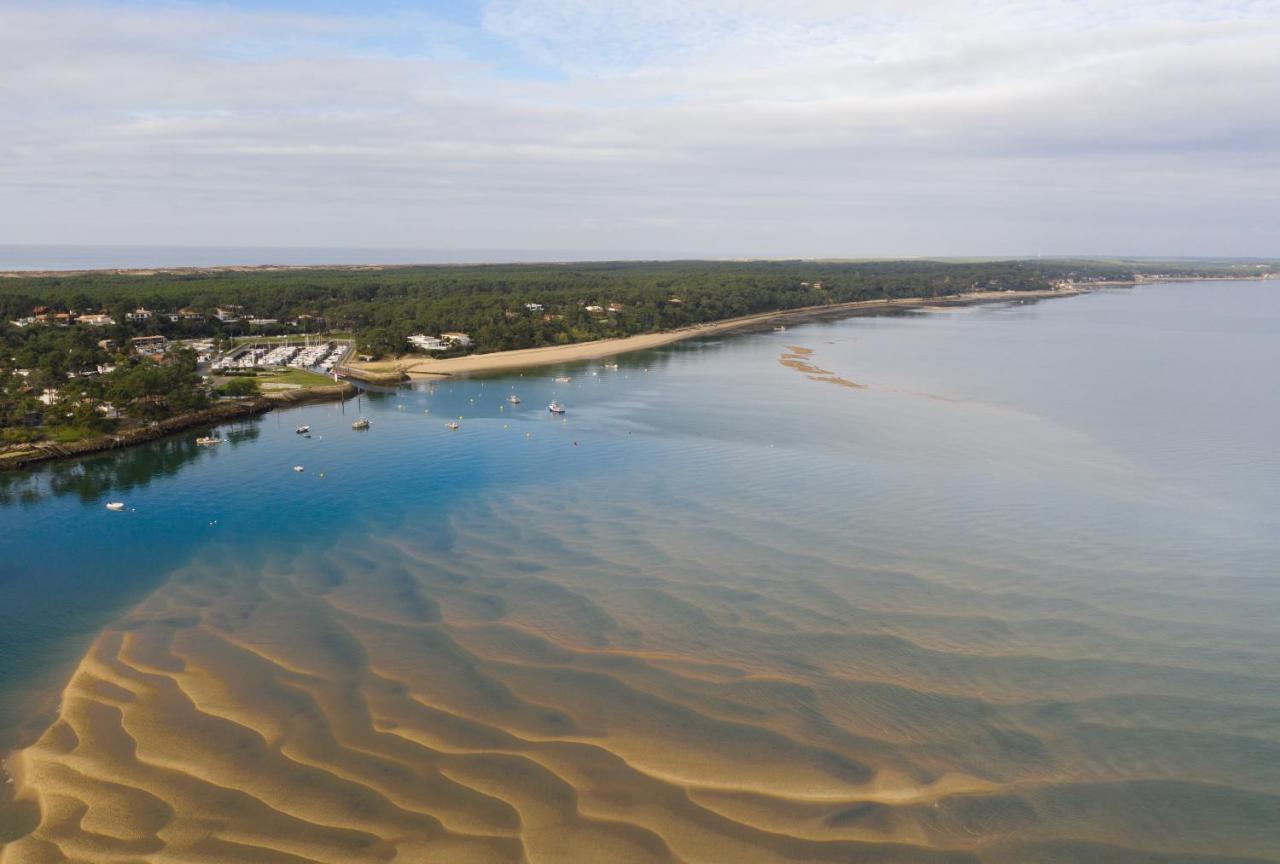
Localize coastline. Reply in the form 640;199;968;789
0;290;1083;471
4;277;1278;860
0;400;273;472
350;287;1085;380
0;383;355;472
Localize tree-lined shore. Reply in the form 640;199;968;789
2;258;1272;456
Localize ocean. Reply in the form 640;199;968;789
1;280;1277;862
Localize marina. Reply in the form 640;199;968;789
211;339;349;374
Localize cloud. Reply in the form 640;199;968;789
0;0;1276;257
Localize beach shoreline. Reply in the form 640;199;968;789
0;290;1081;471
350;287;1086;380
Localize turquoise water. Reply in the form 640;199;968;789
1;281;1277;862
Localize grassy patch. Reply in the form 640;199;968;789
254;369;339;389
49;426;101;444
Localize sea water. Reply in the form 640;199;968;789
1;281;1276;862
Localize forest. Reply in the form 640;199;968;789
2;256;1243;358
1;258;1269;447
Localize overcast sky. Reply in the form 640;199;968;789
1;0;1277;259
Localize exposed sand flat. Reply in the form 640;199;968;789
352;289;1081;379
778;345;866;389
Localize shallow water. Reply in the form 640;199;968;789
1;281;1277;862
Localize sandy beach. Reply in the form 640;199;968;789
350;288;1082;380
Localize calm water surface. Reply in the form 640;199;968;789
1;281;1277;862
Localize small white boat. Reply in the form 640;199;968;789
603;363;619;370
105;502;125;511
295;425;310;434
554;376;571;383
507;394;521;404
352;418;370;430
293;465;305;473
446;421;460;430
548;401;566;414
196;436;222;446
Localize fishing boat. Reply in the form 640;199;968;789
554;376;571;383
295;425;310;434
446;421;460;430
195;436;222;446
105;502;125;511
548;401;566;414
507;394;521;404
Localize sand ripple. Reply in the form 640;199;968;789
4;484;1278;863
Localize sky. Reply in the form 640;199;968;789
1;0;1278;259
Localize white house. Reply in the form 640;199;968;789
525;302;544;312
408;334;447;352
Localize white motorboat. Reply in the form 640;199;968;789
196;436;222;446
293;465;305;472
507;394;521;404
105;502;125;511
548;401;566;414
295;425;310;434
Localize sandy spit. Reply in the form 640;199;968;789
351;289;1082;380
